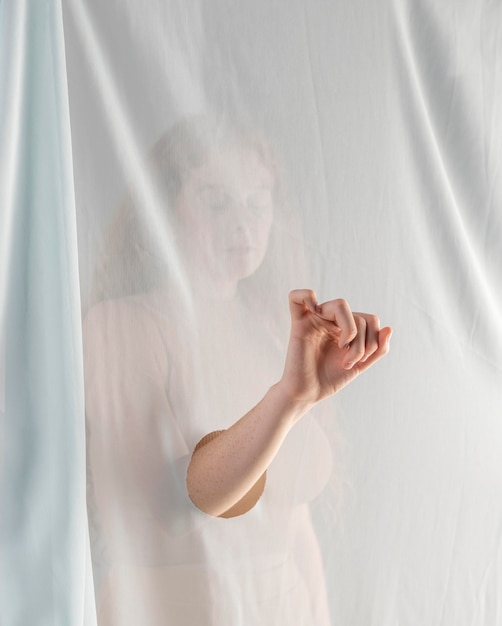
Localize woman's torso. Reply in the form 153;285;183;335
84;289;334;624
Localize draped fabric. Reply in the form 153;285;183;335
1;0;501;624
0;1;96;624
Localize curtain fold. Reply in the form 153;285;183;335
0;1;95;624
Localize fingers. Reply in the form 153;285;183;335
343;314;381;369
343;315;367;369
289;291;358;347
355;326;393;373
288;291;392;370
315;298;357;348
358;314;380;363
288;289;319;320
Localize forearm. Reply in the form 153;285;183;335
186;381;314;517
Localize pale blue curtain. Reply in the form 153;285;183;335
0;1;95;624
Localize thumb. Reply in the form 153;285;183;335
288;289;318;321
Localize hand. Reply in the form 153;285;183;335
280;289;392;405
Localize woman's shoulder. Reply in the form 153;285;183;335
83;291;170;331
83;294;172;370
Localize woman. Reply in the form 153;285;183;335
83;117;392;624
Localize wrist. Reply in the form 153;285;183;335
270;380;317;424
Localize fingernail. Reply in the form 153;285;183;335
344;362;354;370
343;343;351;350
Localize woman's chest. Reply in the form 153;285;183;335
160;304;284;445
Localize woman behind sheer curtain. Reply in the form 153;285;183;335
83;116;391;625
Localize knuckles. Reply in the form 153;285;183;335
289;293;384;343
334;298;349;309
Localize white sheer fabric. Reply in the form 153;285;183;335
2;0;501;624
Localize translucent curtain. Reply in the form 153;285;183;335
0;1;95;624
2;0;502;624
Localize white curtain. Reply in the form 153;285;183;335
2;0;501;624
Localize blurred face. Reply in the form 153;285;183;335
174;144;274;289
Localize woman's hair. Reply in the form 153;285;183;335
87;115;307;327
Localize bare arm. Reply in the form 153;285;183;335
187;289;392;516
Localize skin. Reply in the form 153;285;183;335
183;145;393;517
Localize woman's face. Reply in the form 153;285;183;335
174;144;274;289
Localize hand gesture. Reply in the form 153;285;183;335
280;289;392;405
